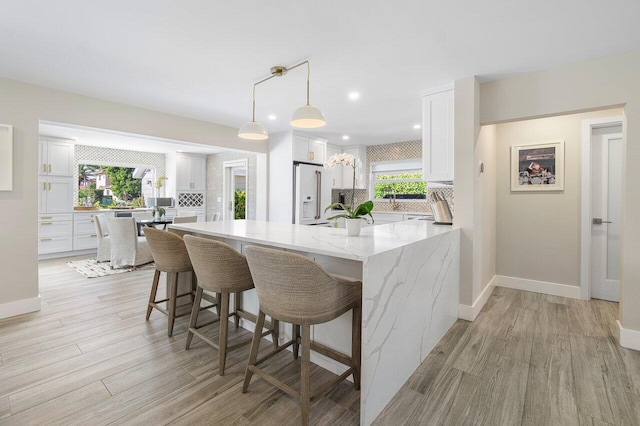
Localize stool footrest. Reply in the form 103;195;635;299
247;365;300;400
310;367;355;402
255;339;295;365
310;341;352;367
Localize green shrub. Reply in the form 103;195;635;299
234;190;246;219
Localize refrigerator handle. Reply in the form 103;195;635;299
315;170;321;219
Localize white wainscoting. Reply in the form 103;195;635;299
495;275;581;299
617;320;640;351
459;276;496;321
0;296;41;320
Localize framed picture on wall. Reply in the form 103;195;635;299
511;141;565;191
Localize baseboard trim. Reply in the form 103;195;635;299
0;296;41;320
459;276;496;321
495;275;581;299
617;320;640;351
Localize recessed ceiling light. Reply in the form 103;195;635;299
342;135;350;140
413;124;421;129
268;114;277;120
348;92;360;100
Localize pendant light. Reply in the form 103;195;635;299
238;61;325;140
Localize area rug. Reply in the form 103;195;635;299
66;258;154;278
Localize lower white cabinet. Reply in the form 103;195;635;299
38;214;73;254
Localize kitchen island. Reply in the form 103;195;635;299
169;220;460;425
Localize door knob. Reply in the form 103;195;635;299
592;218;612;225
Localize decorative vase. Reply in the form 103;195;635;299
154;211;160;220
345;218;362;236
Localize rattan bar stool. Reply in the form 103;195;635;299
243;246;362;426
143;228;214;337
183;235;279;376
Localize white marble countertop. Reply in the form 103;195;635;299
169;219;455;261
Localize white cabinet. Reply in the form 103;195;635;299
293;134;326;165
342;145;367;189
38;214;73;254
39;139;75;176
176;154;206;191
38;175;75;214
326;144;343;189
422;88;454;182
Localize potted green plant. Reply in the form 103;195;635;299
153;206;166;220
324;153;374;236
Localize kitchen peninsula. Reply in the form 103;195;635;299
168;220;460;425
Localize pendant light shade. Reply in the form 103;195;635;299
238;121;268;140
238;61;325;140
290;105;326;128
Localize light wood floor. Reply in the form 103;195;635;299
2;259;638;425
375;287;640;426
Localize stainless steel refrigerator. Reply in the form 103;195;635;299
293;162;332;225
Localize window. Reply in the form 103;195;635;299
370;159;426;200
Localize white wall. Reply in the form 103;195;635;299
495;109;621;287
0;77;266;319
479;49;640;333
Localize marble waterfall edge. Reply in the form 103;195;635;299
360;228;460;425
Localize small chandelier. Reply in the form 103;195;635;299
238;61;326;140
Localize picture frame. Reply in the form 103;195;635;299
0;124;13;191
511;140;564;192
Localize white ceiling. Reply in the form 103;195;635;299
3;1;640;146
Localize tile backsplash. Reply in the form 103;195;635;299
331;140;454;214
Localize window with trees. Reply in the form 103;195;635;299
370;159;426;200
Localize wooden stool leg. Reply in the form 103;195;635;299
243;310;266;393
146;269;160;320
234;292;241;329
352;305;362;390
218;292;230;376
272;319;280;349
190;272;197;305
301;323;311;426
185;286;203;350
167;272;178;337
293;324;300;360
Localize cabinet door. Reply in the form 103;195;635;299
38;141;47;175
292;135;310;163
342;147;366;189
46;177;75;213
308;138;326;164
326;144;343;188
422;90;454;182
47;141;74;176
175;155;192;190
191;157;207;191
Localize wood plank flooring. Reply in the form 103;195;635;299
1;259;638;425
375;286;640;426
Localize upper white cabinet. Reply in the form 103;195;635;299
422;88;454;182
176;154;206;191
39;139;74;176
326;144;343;189
342;145;367;189
293;134;326;165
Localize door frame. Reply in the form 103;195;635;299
222;159;248;220
580;115;623;300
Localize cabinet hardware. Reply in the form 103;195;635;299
309;151;315;161
43;182;47;190
592;218;613;225
40;222;53;225
40;238;52;241
40;216;52;219
90;234;97;238
48;182;51;190
48;164;51;173
43;164;47;173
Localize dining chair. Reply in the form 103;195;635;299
243;245;362;426
132;211;153;220
94;214;111;263
108;217;154;269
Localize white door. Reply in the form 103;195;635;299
175;155;192;190
223;160;248;220
590;133;622;302
46;177;75;213
191;157;207;191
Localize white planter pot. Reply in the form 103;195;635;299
345;218;362;236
